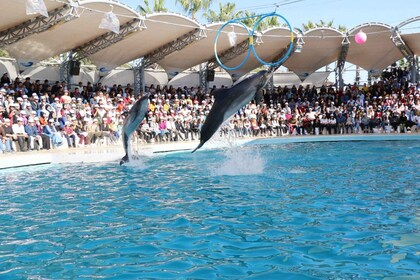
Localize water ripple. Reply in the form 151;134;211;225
0;141;419;279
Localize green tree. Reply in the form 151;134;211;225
176;0;214;20
203;2;238;23
338;25;347;32
0;48;10;58
302;20;315;31
264;16;280;28
302;20;334;31
237;11;258;30
137;0;167;15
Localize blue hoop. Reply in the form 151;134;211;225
251;13;294;67
214;20;252;71
213;12;294;71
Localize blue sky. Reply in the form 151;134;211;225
120;0;420;32
117;0;420;83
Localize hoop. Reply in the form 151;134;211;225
213;12;294;70
214;20;252;71
251;13;294;67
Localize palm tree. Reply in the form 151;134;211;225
137;0;167;15
338;25;347;32
302;20;334;31
175;0;214;20
264;16;280;28
203;2;238;23
237;11;259;30
0;48;10;58
302;20;316;31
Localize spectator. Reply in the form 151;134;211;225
62;121;77;148
12;117;29;151
0;119;12;153
24;118;42;150
43;119;63;148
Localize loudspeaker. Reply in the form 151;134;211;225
69;60;81;76
206;69;215;82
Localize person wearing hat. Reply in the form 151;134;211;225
86;118;102;145
63;121;76;148
25;118;42;150
43;119;63;148
12;117;29;151
29;94;40;111
31;116;51;150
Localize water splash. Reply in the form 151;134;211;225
212;131;265;176
125;145;147;170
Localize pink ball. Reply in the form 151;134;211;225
355;30;367;44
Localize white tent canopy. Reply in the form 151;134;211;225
1;1;419;83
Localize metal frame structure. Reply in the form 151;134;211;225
0;4;71;47
396;16;420;83
142;28;205;68
198;63;208;93
335;35;350;89
207;39;250;72
133;58;144;96
265;41;297;92
59;52;73;87
72;18;143;61
390;27;417;83
197;38;251;90
133;27;206;94
390;27;414;60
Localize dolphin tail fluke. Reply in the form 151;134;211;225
191;142;204;153
120;154;129;165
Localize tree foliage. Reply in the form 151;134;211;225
0;48;10;58
176;0;214;20
137;0;168;15
204;2;239;23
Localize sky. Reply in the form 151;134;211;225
118;0;420;83
120;0;420;32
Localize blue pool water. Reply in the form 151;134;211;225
0;140;419;279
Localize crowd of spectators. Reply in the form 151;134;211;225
0;66;419;154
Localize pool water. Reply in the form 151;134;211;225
0;141;419;279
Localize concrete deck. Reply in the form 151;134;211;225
0;134;419;170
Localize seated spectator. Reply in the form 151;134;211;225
250;115;259;136
73;118;89;146
63;121;77;148
2;119;16;152
24;118;42;150
0;119;13;153
43;119;63;148
100;117;118;144
12;117;29;151
86;119;102;144
34;117;51;150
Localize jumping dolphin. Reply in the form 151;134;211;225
192;70;272;153
120;95;150;165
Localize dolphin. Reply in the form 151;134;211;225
192;70;272;153
120;95;150;165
